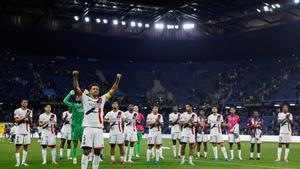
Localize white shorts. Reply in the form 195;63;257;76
279;134;292;144
196;134;208;143
171;132;181;140
147;132;162;145
210;135;224;143
181;134;196;144
41;133;56;146
15;134;31;145
124;130;137;142
61;131;72;140
250;137;262;144
81;127;104;150
228;134;240;143
109;133;124;145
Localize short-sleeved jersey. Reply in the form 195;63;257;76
124;111;138;132
14;108;33;135
82;89;110;128
169;112;181;133
11;126;17;134
247;117;264;137
226;114;240;134
208;113;223;135
147;113;163;133
136;112;144;131
180;112;197;136
39;112;57;135
278;112;293;134
197;115;209;134
104;110;124;134
62;111;72;127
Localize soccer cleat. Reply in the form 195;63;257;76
189;161;195;166
230;157;234;160
135;155;140;158
42;161;47;165
155;161;160;165
160;156;165;159
225;158;230;162
146;161;150;165
52;161;58;165
275;159;281;162
257;157;260;160
196;156;200;160
67;157;72;160
204;156;208;160
284;159;288;163
239;157;243;160
249;157;254;160
120;160;125;165
15;163;20;167
73;158;77;164
21;162;29;166
99;158;103;162
214;157;219;161
180;160;185;165
174;156;178;159
59;157;63;160
127;160;134;164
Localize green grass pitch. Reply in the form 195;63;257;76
0;138;299;169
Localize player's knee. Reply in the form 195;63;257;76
148;144;154;149
42;145;47;149
94;150;100;156
130;142;134;147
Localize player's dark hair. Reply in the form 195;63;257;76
186;103;193;108
230;106;236;110
87;83;100;90
152;104;158;109
20;99;28;103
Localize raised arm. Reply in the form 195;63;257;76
106;74;122;97
63;90;75;108
72;70;82;96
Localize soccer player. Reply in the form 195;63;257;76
60;109;72;160
276;105;293;162
179;104;197;165
104;101;125;164
247;110;264;160
124;104;138;163
169;105;182;159
72;70;121;169
146;105;163;165
208;106;229;161
39;104;58;165
196;109;208;159
225;107;242;160
14;99;32;167
63;90;84;164
10;123;17;143
135;105;144;158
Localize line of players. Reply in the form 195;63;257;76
12;71;293;168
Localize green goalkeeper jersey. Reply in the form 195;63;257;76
63;92;84;127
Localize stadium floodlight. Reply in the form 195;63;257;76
167;25;175;29
155;23;164;29
271;4;276;9
295;0;300;4
183;23;195;30
130;21;136;27
137;22;143;27
257;9;261;13
145;23;150;28
121;21;126;25
84;16;90;22
275;4;280;8
289;103;296;106
263;6;269;11
96;18;101;23
225;106;230;109
103;19;108;24
113;19;118;25
236;106;242;109
74;16;79;21
274;104;280;107
174;25;179;29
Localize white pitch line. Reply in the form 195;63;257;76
206;161;296;169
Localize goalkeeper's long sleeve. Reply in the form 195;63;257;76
63;92;73;108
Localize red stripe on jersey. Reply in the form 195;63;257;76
26;122;29;132
192;127;195;135
50;124;54;134
118;121;121;132
218;124;221;133
98;108;102;125
288;123;291;132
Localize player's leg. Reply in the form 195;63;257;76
237;142;242;160
49;136;57;164
276;136;283;161
188;137;195;165
257;143;261;160
284;143;290;162
146;134;154;163
41;145;47;165
81;128;92;169
59;138;66;159
128;142;135;162
228;134;234;160
218;135;228;161
180;136;187;165
210;135;218;160
203;142;208;159
92;128;104;169
67;139;72;159
124;140;129;162
171;133;177;158
135;131;142;157
15;134;22;166
119;143;125;164
21;134;30;166
72;140;78;164
250;143;255;160
110;144;116;164
155;144;161;164
196;142;201;159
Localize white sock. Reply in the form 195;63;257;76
92;155;99;169
197;152;200;157
42;149;47;163
120;156;124;162
221;146;228;159
277;147;282;160
67;149;71;158
146;149;152;161
284;148;289;160
152;147;155;157
156;148;160;161
124;147;128;161
51;148;56;162
60;148;63;158
238;149;242;158
15;152;20;164
22;150;27;163
250;152;254;158
172;145;177;157
213;146;218;158
81;155;88;169
230;149;234;158
257;153;260;158
204;151;207;158
111;155;115;161
159;147;163;157
189;155;193;162
129;147;134;161
178;144;182;156
181;155;185;162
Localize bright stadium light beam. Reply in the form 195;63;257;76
74;16;79;21
96;18;101;23
174;25;179;29
113;19;118;25
145;23;150;28
121;21;126;25
263;6;269;11
130;21;136;27
257;9;261;13
103;19;108;24
137;22;143;27
275;4;280;8
84;16;90;22
289;103;296;106
295;0;300;4
167;25;174;29
155;23;164;29
183;23;195;30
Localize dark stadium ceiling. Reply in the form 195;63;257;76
2;0;300;39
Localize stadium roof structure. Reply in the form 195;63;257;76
2;0;300;39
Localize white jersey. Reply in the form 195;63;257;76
169;112;181;133
14;108;33;135
104;110;124;134
82;89;109;128
208;113;224;136
39;112;57;136
124;111;138;132
147;113;164;133
61;111;72;133
11;126;17;134
179;112;197;136
278;112;293;134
